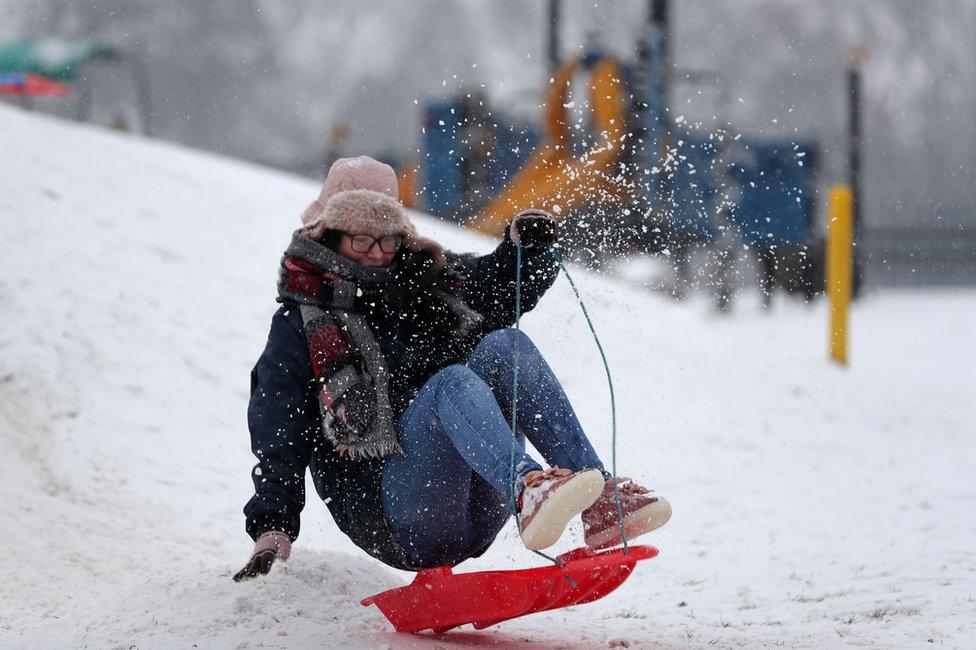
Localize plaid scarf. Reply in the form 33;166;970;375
277;232;481;460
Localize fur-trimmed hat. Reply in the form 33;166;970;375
301;156;445;271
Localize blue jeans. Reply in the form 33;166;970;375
381;329;606;567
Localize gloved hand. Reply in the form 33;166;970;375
232;531;291;582
509;209;558;248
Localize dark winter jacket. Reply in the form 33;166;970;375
243;231;559;569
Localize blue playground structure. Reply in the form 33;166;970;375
729;141;818;249
414;15;823;305
420;99;538;220
418;80;820;262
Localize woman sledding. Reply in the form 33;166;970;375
235;156;671;580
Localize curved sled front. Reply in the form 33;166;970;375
361;545;658;633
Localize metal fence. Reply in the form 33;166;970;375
863;225;976;287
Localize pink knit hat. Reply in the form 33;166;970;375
301;155;444;270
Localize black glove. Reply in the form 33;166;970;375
509;209;558;248
232;531;291;582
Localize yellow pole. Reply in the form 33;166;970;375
827;185;854;365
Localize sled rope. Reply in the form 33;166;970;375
509;244;630;569
509;244;569;572
554;251;630;555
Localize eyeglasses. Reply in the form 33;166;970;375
347;234;403;254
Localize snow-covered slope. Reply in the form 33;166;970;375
1;105;974;648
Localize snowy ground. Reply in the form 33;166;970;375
1;105;974;649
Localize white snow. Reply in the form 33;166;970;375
1;104;974;648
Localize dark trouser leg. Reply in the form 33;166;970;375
465;472;513;558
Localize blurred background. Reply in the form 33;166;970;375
3;0;974;300
3;3;975;646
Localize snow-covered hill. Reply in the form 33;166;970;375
1;105;974;648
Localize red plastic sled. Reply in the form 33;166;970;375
361;545;658;633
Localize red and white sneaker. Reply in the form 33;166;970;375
582;477;672;550
517;467;605;551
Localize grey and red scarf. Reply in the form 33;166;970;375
277;231;481;460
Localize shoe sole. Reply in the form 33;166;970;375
520;470;605;551
585;498;673;550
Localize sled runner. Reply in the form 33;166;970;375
361;544;658;633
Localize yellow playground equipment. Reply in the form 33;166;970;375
467;57;631;238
